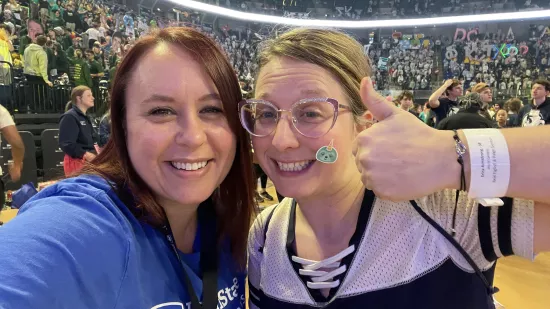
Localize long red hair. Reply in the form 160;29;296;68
79;27;256;267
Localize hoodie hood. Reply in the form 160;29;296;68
26;43;44;52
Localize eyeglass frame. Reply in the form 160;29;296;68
237;97;352;138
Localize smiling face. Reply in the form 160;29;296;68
124;43;236;208
251;56;361;200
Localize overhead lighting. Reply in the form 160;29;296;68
166;0;550;28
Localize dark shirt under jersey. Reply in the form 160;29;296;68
432;97;459;125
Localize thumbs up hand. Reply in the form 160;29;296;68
353;77;457;201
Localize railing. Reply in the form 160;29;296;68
0;61;110;117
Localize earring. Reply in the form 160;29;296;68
315;139;338;164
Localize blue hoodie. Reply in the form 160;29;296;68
0;175;246;309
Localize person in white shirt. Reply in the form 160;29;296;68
85;22;102;49
0;104;24;182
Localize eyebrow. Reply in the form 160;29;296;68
256;88;328;100
300;89;329;97
141;93;221;105
197;93;222;103
141;94;176;105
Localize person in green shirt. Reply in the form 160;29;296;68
50;9;65;28
85;49;103;86
69;49;92;88
108;58;121;90
66;36;82;59
54;42;69;76
45;39;57;77
59;28;74;51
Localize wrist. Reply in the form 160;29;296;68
439;130;470;191
438;130;461;190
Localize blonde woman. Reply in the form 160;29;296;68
59;85;96;175
243;28;549;309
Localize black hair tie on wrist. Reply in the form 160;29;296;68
451;129;467;237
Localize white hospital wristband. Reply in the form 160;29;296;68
462;129;510;201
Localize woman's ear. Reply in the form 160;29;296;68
355;111;375;133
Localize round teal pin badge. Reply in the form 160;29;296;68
316;140;338;164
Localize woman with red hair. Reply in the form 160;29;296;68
0;27;256;309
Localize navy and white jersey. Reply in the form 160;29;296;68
248;190;534;309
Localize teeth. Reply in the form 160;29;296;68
276;160;313;172
171;161;208;171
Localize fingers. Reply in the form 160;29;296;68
360;77;400;121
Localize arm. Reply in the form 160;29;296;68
58;114;86;158
428;80;453;108
83;63;93;88
38;52;49;84
1;125;24;181
441;128;550;254
419;192;539;270
441;127;550;203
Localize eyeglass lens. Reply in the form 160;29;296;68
240;99;336;138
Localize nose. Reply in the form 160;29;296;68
271;114;299;152
175;113;207;148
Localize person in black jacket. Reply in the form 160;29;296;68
517;79;550;127
437;92;497;130
58;85;96;176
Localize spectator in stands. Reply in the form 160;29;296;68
428;79;462;125
66;35;81;59
471;83;494;120
0;104;24;182
0;27;14;106
86;22;102;49
505;97;523;127
63;3;80;32
19;19;43;56
109;57;121;89
396;91;418;117
59;85;96;176
85;49;103;87
50;9;65;28
496;109;509;128
58;27;73;51
437;92;496;130
54;42;70;76
92;41;104;64
69;49;93;88
517;79;550;126
45;40;57;78
23;34;52;87
97;110;110;149
38;0;49;26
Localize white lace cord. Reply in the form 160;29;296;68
291;245;356;290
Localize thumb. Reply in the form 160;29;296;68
360;77;399;121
